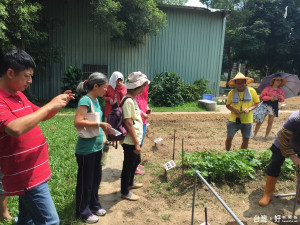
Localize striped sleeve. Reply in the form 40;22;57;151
0;100;16;135
278;127;295;157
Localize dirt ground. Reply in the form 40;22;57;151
98;96;300;225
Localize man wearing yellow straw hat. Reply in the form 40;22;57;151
225;72;260;151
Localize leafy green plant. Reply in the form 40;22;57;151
178;80;194;103
90;0;166;45
161;214;171;220
178;78;213;103
61;66;83;107
183;149;295;182
149;72;184;107
190;79;213;101
149;72;213;106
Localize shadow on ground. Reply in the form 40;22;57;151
244;189;300;224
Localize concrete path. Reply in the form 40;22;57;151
97;144;124;225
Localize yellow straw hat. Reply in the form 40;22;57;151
228;72;254;87
270;76;287;87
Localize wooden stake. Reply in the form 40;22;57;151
182;138;184;185
205;207;208;225
172;129;176;160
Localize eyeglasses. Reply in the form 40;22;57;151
274;79;282;81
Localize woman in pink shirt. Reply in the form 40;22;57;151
253;75;286;138
135;84;151;174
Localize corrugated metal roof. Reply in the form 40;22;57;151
158;3;231;16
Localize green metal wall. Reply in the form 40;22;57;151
31;0;225;100
149;6;225;92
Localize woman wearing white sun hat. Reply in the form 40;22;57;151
120;71;150;201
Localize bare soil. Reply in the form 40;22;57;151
98;96;300;225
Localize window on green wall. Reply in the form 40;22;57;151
82;64;108;79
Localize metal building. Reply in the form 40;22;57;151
31;1;228;100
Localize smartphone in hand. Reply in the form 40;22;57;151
109;127;122;136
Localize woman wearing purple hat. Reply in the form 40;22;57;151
253;75;286;138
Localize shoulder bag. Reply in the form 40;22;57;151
76;98;100;138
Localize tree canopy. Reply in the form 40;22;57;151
90;0;167;45
234;0;300;76
205;0;300;79
0;0;46;57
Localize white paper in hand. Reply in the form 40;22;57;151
109;127;122;136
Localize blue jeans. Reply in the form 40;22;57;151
140;124;147;147
17;182;59;225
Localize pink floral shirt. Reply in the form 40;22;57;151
260;86;285;102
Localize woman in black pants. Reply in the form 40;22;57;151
259;110;300;206
120;71;150;201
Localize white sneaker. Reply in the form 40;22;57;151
84;214;99;224
93;208;107;216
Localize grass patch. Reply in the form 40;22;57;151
161;213;171;220
150;101;205;112
58;107;76;114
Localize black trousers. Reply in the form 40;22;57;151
121;144;141;195
266;144;300;177
75;150;102;219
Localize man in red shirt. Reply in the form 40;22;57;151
0;50;74;224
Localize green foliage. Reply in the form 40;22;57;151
0;0;61;80
178;80;194;102
191;79;213;100
90;0;167;45
149;101;205;112
0;0;46;53
61;66;83;107
149;72;213;106
248;70;262;83
183;149;295;182
207;0;300;77
41;117;79;224
179;79;212;102
149;72;184;107
220;74;227;81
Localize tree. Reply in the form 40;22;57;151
203;0;300;80
90;0;167;45
0;0;62;79
0;0;47;56
233;0;300;76
202;0;248;86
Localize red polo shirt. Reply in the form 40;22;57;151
0;87;51;196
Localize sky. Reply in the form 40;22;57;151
185;0;205;7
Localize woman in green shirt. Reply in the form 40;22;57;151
74;72;112;223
